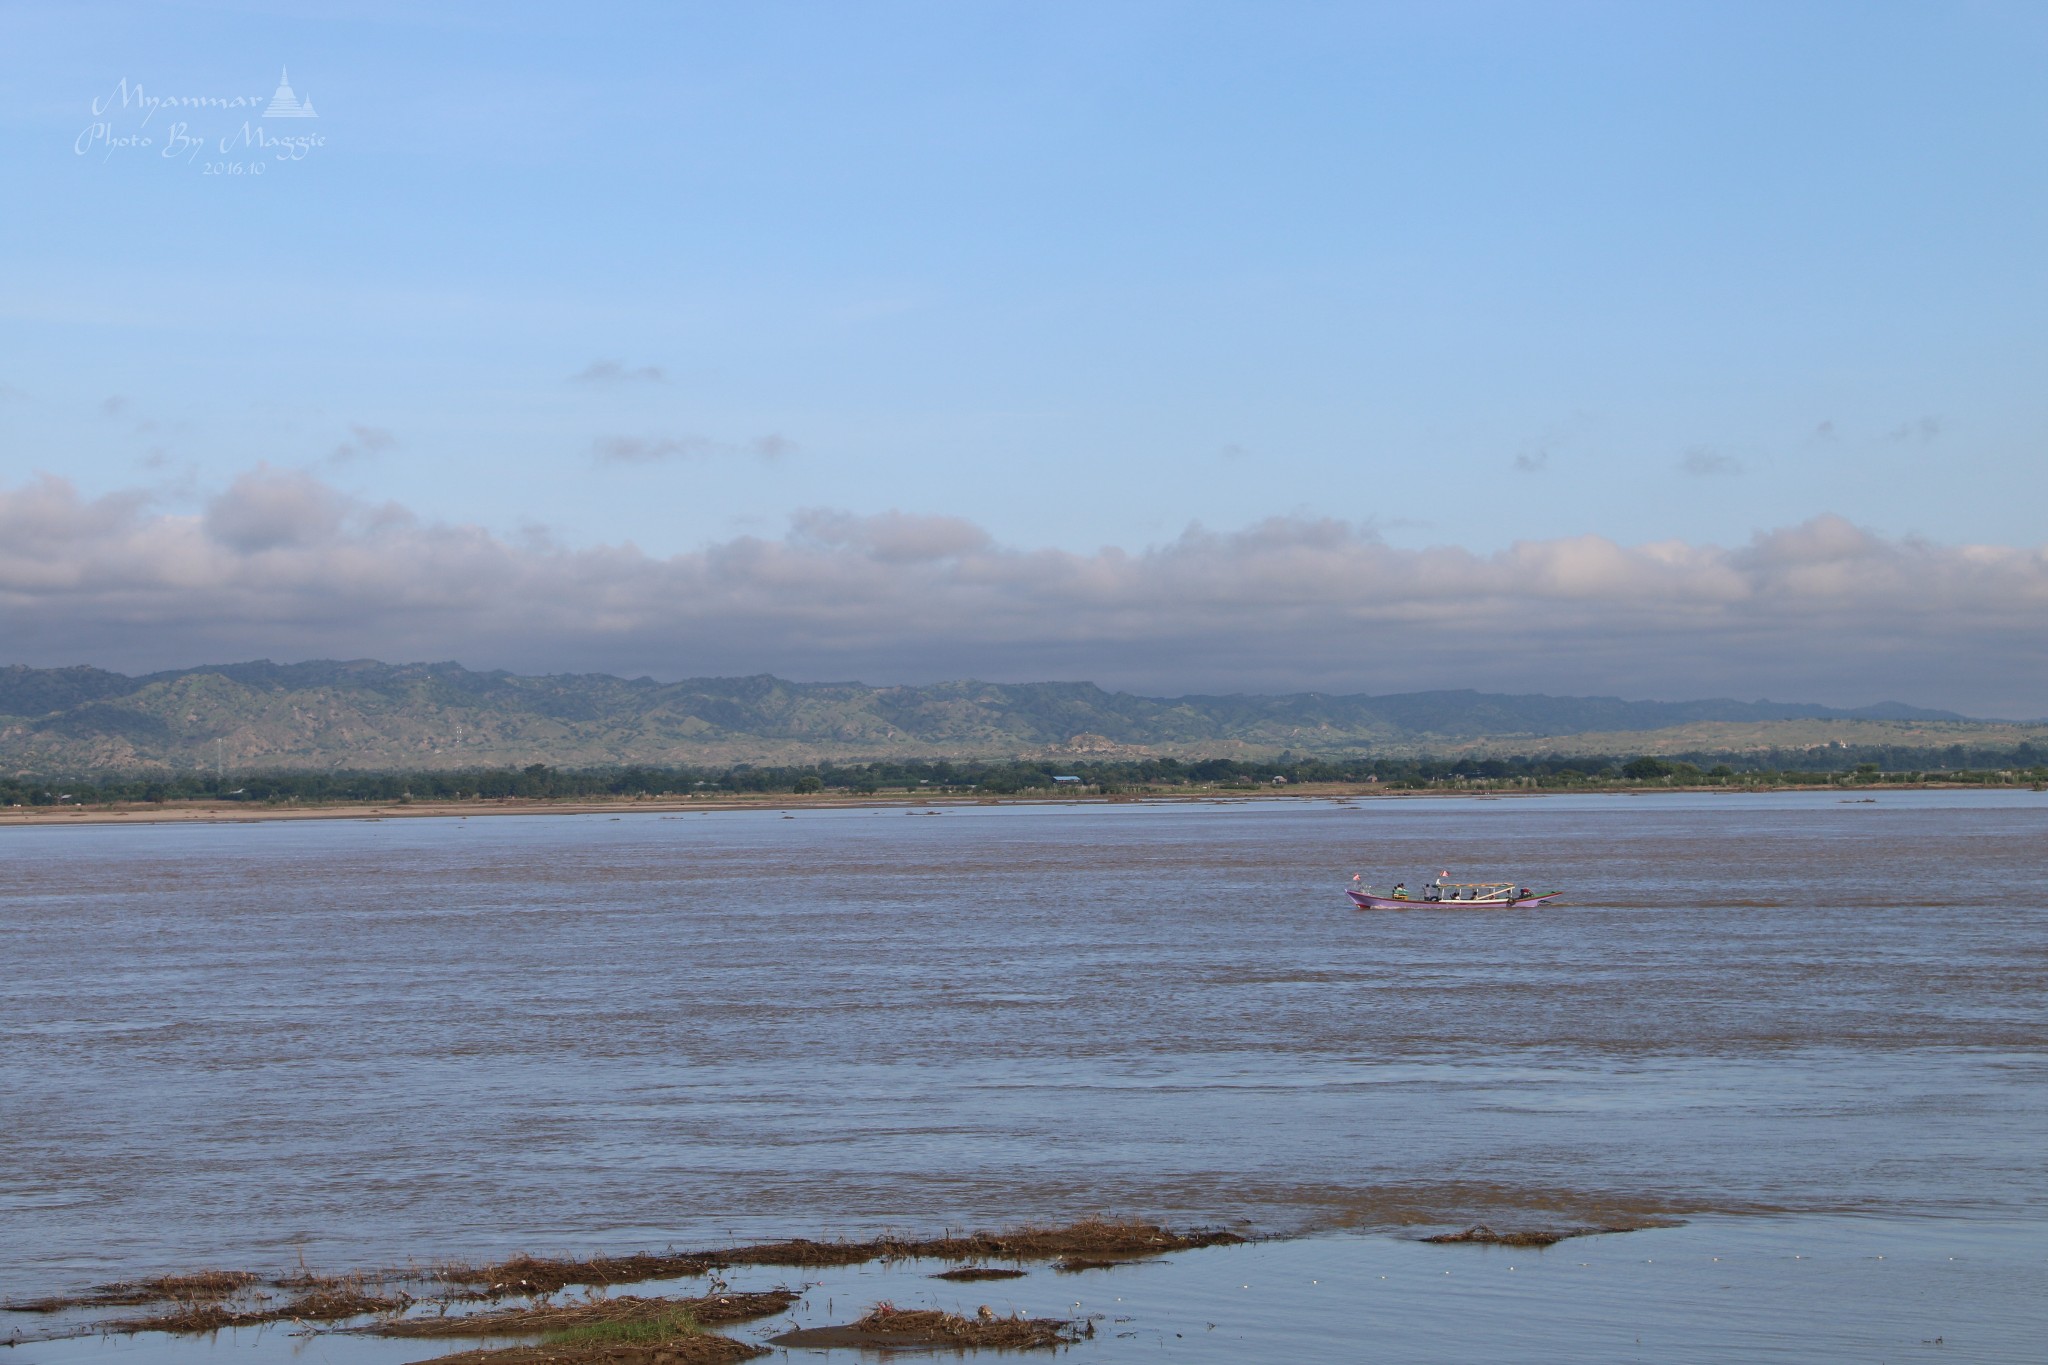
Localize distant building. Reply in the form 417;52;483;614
1052;775;1083;784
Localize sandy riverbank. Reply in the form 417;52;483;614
0;789;1247;827
0;782;1509;827
1;780;2023;828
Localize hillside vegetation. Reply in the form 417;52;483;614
0;659;2027;774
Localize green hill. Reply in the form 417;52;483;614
0;659;2007;774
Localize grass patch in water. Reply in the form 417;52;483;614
543;1306;699;1345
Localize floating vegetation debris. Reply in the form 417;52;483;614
7;1269;259;1313
7;1219;1234;1347
412;1329;766;1365
371;1290;796;1338
1422;1221;1677;1247
931;1266;1028;1282
104;1278;412;1335
704;1217;1238;1270
436;1252;713;1297
771;1301;1083;1351
436;1218;1237;1288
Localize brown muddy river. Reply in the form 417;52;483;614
3;791;2044;1361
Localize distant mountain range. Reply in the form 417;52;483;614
0;659;1983;772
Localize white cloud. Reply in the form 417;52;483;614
593;433;796;463
1;468;2043;714
571;359;666;384
1883;415;1942;444
592;434;716;463
791;509;992;563
201;465;350;551
1678;447;1743;477
327;423;397;464
1513;411;1596;475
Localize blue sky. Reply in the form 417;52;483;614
2;2;2045;708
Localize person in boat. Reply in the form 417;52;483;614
1519;887;1532;901
1391;882;1409;900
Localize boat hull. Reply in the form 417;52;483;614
1347;891;1561;910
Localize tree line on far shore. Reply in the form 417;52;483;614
4;742;2046;806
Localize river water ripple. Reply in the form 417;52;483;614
3;790;2044;1357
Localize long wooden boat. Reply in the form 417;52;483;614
1347;873;1562;910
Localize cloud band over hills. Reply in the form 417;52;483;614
3;467;2043;716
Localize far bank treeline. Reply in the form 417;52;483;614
6;743;2047;806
